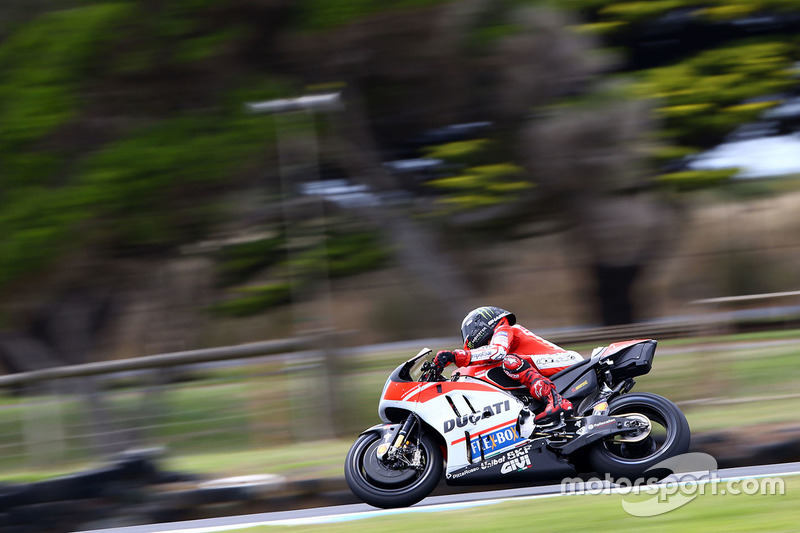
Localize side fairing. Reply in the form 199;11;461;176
379;380;526;474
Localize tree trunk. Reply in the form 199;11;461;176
593;263;641;326
329;89;474;323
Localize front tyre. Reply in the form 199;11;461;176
345;431;442;508
588;392;690;480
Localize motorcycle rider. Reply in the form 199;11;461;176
433;306;582;423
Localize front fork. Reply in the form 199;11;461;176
376;413;419;462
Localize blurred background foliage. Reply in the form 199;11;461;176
631;41;797;148
0;0;799;341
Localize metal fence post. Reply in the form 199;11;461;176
246;92;344;441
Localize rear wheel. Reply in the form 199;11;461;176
345;431;442;508
588;393;690;480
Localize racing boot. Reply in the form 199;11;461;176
534;389;573;424
503;355;573;425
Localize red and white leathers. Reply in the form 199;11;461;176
451;320;582;421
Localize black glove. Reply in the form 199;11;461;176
433;350;456;374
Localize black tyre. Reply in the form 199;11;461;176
588;393;690;480
345;431;442;508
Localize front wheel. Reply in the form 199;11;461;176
345;431;442;508
588;392;690;480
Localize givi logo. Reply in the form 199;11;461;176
500;454;532;474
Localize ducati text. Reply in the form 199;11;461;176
443;400;512;433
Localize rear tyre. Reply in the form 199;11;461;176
588;393;690;480
345;431;442;508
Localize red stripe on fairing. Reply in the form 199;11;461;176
416;381;500;402
382;381;424;402
381;380;501;402
450;419;517;445
602;339;651;357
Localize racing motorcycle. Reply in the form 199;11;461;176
345;339;690;508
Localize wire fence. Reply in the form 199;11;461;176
1;309;799;475
0;336;335;473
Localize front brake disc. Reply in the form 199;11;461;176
363;440;418;485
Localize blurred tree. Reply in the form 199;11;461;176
522;98;676;325
285;2;672;324
0;1;293;354
2;0;799;345
569;0;800;179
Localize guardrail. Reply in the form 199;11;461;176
542;320;710;345
690;290;800;306
0;337;312;388
0;309;787;390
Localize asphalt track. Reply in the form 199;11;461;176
77;461;800;533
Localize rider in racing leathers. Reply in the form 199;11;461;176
433;306;582;423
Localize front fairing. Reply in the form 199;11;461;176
378;348;432;422
389;348;432;383
377;349;526;473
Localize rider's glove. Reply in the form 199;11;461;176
433;350;456;374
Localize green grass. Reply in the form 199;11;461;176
684;400;800;432
0;371;295;474
238;476;800;532
166;440;352;479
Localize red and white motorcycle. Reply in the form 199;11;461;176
345;340;690;508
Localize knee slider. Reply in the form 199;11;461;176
503;355;525;373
